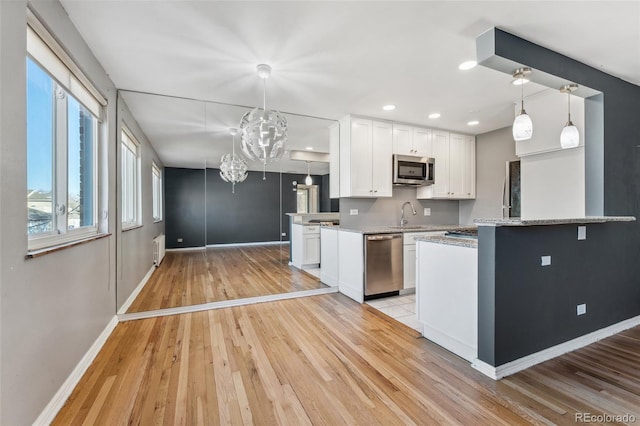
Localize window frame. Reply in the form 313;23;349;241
152;162;163;223
121;126;142;230
26;58;101;251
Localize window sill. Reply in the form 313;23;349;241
122;224;143;232
26;233;111;259
153;219;163;224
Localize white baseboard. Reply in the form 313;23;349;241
165;246;206;252
33;315;119;425
472;313;640;380
117;265;156;315
421;323;477;363
206;240;289;248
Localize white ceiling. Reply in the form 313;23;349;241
60;1;640;173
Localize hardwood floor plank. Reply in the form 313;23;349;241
56;294;640;425
127;245;325;313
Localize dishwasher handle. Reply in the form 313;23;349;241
367;234;402;241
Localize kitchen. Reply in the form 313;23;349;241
4;1;640;425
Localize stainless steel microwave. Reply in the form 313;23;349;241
392;154;435;186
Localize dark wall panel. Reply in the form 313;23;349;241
476;29;640;367
164;168;205;249
482;222;640;366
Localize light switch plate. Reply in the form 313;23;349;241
350;209;358;215
577;304;587;315
541;255;552;266
424;208;431;216
578;226;586;240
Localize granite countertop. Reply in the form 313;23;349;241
474;216;636;227
417;235;478;249
337;224;477;235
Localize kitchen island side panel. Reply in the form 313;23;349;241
485;222;639;366
477;226;496;366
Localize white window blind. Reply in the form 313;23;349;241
26;10;106;120
152;163;163;222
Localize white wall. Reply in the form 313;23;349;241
0;1;163;423
521;148;585;219
517;89;586;220
117;96;164;310
459;127;517;224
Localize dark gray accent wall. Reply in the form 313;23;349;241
476;29;640;367
165;168;206;248
478;222;639;366
165;167;331;247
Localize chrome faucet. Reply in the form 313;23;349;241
400;201;417;227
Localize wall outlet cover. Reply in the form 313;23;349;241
281;232;287;237
424;207;431;216
577;226;587;240
541;255;552;266
350;209;358;215
177;238;183;243
577;303;587;315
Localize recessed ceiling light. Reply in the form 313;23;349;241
458;60;477;71
305;146;314;150
428;113;441;119
382;104;396;111
467;120;480;126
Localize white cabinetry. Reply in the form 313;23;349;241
339;116;392;197
417;132;475;200
403;231;446;290
393;124;432;157
291;224;320;269
320;227;338;286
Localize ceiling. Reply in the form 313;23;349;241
60;1;640;173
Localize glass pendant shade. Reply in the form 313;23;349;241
560;84;580;149
219;129;248;193
511;67;533;142
560;122;580;149
304;161;312;185
512;110;533;141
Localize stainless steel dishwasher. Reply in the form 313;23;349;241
364;233;403;298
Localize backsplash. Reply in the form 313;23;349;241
339;186;459;229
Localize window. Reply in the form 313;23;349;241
27;19;104;250
152;163;163;222
121;128;141;229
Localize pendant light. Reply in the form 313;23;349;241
240;64;288;180
560;84;580;149
305;161;312;185
512;67;533;141
219;128;248;193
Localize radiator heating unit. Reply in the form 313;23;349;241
153;234;166;266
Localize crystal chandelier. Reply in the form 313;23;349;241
240;64;288;180
219;128;248;193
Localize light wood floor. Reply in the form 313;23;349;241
56;293;640;425
127;245;324;313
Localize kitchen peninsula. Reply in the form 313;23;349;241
414;216;637;380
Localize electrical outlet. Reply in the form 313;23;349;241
578;226;586;240
350;209;358;215
577;303;587;315
177;238;183;243
281;232;287;237
541;255;551;266
423;207;431;216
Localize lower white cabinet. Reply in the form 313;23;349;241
403;232;446;289
291;224;320;269
320;227;338;286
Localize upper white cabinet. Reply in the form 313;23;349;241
329;121;340;199
417;131;475;199
392;124;432;157
340;116;392;197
